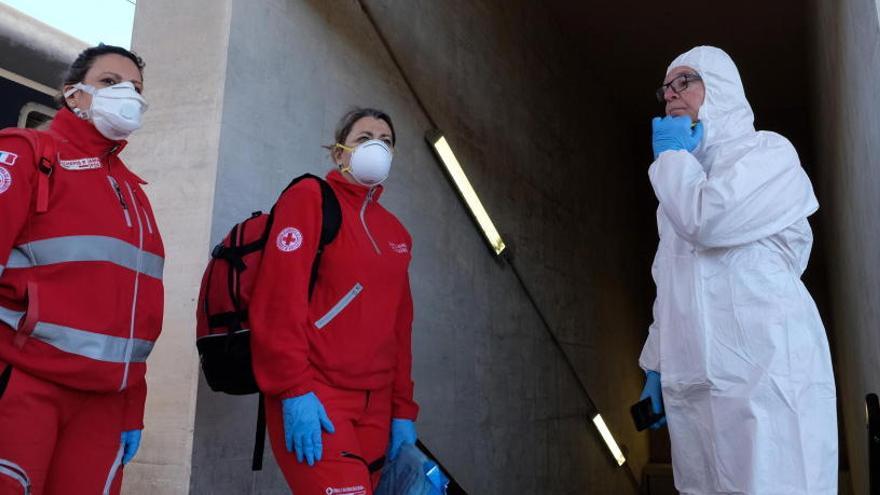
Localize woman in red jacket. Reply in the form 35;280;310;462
0;45;162;495
250;108;419;494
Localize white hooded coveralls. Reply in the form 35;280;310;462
639;46;837;495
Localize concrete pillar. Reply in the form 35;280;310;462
121;1;232;493
811;0;880;492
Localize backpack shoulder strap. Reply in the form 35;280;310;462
0;128;56;213
309;177;341;296
315;177;341;248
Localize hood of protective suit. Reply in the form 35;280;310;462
667;46;756;162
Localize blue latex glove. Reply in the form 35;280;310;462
640;370;667;430
387;418;417;461
652;115;704;159
282;392;335;466
120;429;142;465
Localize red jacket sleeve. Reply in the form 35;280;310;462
0;136;36;277
249;180;323;398
392;272;419;420
122;376;147;430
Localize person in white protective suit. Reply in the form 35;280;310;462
637;45;838;495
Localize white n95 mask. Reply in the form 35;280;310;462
337;139;393;186
65;81;149;141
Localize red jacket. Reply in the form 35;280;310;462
0;108;164;429
250;170;418;420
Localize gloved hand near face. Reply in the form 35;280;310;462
652;115;704;159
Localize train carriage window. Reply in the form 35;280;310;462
18;102;56;130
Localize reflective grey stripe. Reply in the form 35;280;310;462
0;264;4;278
31;321;153;363
314;283;363;329
0;459;31;495
0;304;151;362
6;236;163;280
0;305;24;329
103;444;124;495
5;251;28;269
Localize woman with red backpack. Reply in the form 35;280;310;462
249;108;419;494
0;45;163;495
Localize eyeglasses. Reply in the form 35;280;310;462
656;73;702;103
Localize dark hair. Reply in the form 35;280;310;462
328;107;396;149
56;44;146;109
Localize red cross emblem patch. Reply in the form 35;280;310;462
276;227;303;252
0;167;11;195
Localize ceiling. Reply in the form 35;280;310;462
544;0;813;153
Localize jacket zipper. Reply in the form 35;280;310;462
107;176;132;227
360;188;381;254
119;181;144;391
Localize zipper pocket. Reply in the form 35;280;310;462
314;283;363;329
107;176;132;227
129;185;154;234
341;451;385;474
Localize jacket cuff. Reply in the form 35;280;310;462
122;379;147;430
392;397;419;421
279;379;315;400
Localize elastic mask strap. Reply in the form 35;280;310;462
63;83;95;98
64;83;94;120
335;143;353;173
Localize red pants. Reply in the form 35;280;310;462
0;364;125;495
267;380;392;495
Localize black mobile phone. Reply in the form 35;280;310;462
631;397;665;432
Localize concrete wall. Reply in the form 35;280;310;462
811;0;880;493
121;1;232;493
188;0;652;493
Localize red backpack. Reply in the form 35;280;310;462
0;128;56;214
194;173;341;469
